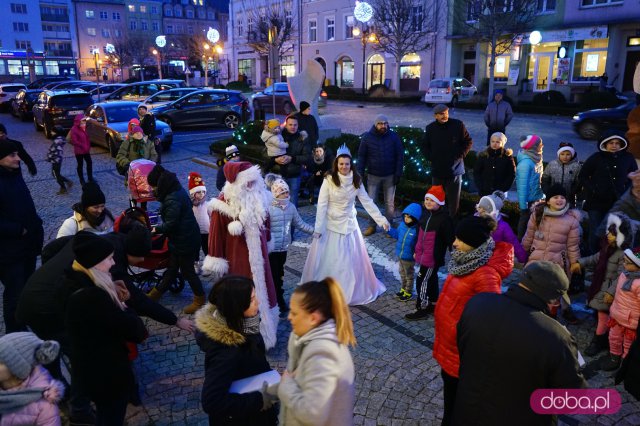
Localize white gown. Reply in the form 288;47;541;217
301;171;389;305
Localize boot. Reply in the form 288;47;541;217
147;287;163;302
600;354;622;371
405;309;430;321
363;226;376;237
183;295;206;314
561;307;580;325
584;333;609;357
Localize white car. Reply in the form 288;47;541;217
0;83;27;109
423;78;477;107
139;87;200;110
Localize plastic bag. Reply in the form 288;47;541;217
128;159;156;200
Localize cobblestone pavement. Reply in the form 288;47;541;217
1;107;639;425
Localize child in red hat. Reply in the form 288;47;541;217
188;172;209;275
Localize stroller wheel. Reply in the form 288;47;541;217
168;273;185;294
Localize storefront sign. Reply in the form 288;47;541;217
0;50;45;59
507;66;519;86
523;26;608;44
556;58;571;85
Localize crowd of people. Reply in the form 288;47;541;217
0;90;640;426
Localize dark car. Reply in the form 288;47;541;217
50;80;98;92
32;90;94;138
251;83;327;115
572;100;637;140
104;80;186;102
10;89;41;121
26;76;75;89
85;101;173;157
153;89;249;129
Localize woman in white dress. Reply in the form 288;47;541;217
301;144;390;305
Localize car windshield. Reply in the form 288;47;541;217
51;95;93;107
429;80;450;88
103;105;139;123
274;83;289;92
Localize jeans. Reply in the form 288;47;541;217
156;251;204;296
0;257;36;332
75;154;93;185
441;369;459;426
432;176;462;218
285;176;301;208
366;174;396;227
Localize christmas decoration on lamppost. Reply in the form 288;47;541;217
353;1;377;94
152;49;162;79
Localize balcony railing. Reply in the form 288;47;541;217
46;49;73;57
40;13;69;23
43;31;71;39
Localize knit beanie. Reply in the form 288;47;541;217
225;145;240;160
147;164;166;187
271;179;289;197
81;182;106;207
520;261;569;303
476;190;506;220
188;172;206;195
455;216;495;248
131;126;144;135
72;231;115;269
624;247;640;268
424;185;446;205
545;183;567;200
299;101;310;112
0;333;60;380
0;139;18;160
374;114;389;125
520;134;543;150
124;224;152;257
557;142;576;159
266;119;280;130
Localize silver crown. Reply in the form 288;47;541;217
336;143;352;157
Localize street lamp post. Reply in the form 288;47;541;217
152;49;163;79
203;43;210;87
352;26;377;95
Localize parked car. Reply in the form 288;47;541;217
104;80;186;102
423;78;478;107
85;101;173;157
10;88;41;121
50;80;97;92
26;76;75;89
0;83;27;111
251;83;327;115
89;84;126;102
572;100;637;140
32;90;94;138
153;89;249;129
140;87;201;110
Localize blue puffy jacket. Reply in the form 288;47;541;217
357;126;404;179
387;203;421;261
268;201;314;252
515;151;545;210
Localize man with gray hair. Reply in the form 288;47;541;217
453;260;587;425
358;114;404;236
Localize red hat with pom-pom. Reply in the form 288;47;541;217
188;172;206;195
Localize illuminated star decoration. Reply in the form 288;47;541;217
155;35;166;48
207;28;220;44
354;1;374;23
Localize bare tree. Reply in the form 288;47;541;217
458;0;538;102
243;1;296;82
109;31;155;79
370;0;433;92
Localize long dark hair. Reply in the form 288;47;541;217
208;275;255;333
329;154;361;188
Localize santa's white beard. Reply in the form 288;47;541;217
225;182;271;229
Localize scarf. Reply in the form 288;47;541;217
621;271;640;292
313;152;326;165
519;146;543;169
131;136;145;157
543;204;570;217
212;308;261;335
448;238;496;276
0;388;46;414
272;197;290;209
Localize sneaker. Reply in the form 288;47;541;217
395;291;404;298
405;309;430;321
398;292;412;302
363;226;376;237
424;303;437;314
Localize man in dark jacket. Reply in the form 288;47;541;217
292;101;319;145
0;139;43;333
454;261;587;426
147;165;205;313
138;105;160;162
268;115;312;206
358;114;404;236
483;90;513;145
0;122;37;175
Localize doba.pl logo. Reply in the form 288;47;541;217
530;389;621;415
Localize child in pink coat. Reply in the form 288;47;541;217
69;114;93;185
600;248;640;371
0;332;64;426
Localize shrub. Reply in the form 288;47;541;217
226;80;252;92
368;83;391;98
230;120;265;146
324;85;341;95
342;88;357;96
532;90;566;107
579;91;624;110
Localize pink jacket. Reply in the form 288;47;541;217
610;273;640;329
0;366;63;426
69;114;90;155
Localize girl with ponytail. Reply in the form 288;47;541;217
277;277;356;425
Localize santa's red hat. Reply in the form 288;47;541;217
425;185;446;205
188;172;206;195
224;161;253;183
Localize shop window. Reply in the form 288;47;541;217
628;37;640;47
400;53;421;79
336;56;354;87
491;55;510;81
238;59;253;83
0;61;6;76
8;60;22;75
572;38;608;82
281;56;295;79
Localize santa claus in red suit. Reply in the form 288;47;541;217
203;161;279;348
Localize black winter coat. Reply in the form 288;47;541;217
154;171;201;256
292;112;319;146
17;233;177;343
473;147;516;196
5;138;37;175
0;166;43;265
579;150;637;211
454;286;587;426
139;113;157;138
65;269;147;400
195;304;277;426
423;119;473;179
267;130;312;178
357;126;404;179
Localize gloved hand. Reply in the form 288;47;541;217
260;381;278;411
603;292;614;305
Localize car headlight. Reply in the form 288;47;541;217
572;115;580;121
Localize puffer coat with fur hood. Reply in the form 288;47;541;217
473;147;516;196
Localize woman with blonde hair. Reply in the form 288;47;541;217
64;231;147;426
277;277;356;426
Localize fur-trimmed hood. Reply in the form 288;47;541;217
607;213;637;250
195;303;245;346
